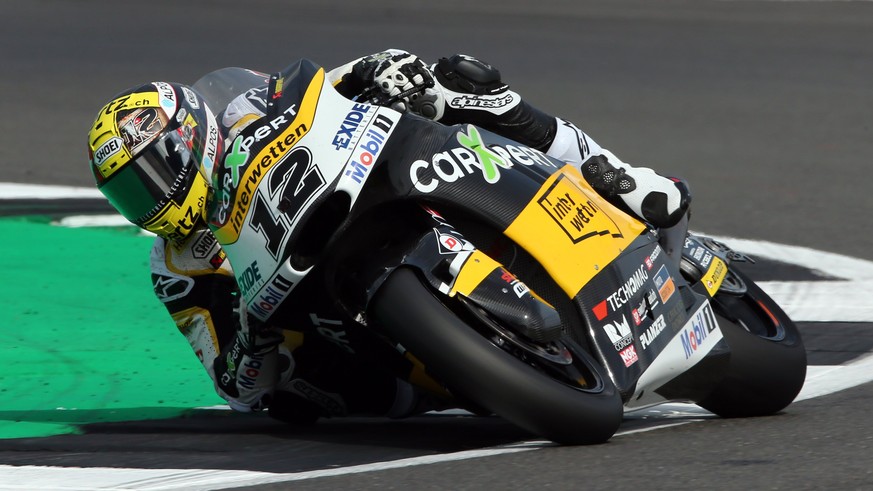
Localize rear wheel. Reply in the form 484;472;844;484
371;267;623;445
697;268;807;417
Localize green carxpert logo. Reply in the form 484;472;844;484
410;124;559;194
456;125;510;183
225;137;250;187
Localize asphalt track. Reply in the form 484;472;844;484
2;0;873;489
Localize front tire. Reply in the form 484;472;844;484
371;268;623;445
697;268;807;417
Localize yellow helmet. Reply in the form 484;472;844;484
87;82;222;241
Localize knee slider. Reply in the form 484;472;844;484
435;54;509;95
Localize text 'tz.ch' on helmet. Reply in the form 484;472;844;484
87;82;223;241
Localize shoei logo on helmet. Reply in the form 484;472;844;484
92;137;123;166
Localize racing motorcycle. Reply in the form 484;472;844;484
192;60;807;445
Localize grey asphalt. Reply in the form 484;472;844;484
2;0;872;489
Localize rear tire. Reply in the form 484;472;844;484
697;268;807;417
371;268;623;445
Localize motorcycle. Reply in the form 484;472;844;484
191;59;807;445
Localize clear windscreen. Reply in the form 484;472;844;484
191;67;271;117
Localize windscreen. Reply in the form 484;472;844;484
191;67;271;117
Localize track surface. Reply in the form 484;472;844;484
2;0;873;489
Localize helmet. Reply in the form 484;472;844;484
88;82;222;241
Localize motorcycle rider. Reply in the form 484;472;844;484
87;49;690;421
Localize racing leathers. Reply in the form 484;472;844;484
151;49;690;421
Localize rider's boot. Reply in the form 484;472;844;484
573;150;691;229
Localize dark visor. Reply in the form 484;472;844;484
98;127;195;224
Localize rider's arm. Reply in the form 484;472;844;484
149;231;238;382
150;230;293;412
328;50;563;152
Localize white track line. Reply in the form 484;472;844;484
0;183;104;199
3;360;872;491
703;233;873;322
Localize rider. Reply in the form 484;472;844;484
86;49;690;421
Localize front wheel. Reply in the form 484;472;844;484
370;268;623;445
697;268;807;417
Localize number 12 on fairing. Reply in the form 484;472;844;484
249;147;326;260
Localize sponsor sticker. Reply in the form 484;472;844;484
339;113;396;187
192;230;218;259
593;299;608;321
606;264;649;313
181;86;200;109
647;244;662;270
152;81;177;118
703;256;728;297
93;137;123;166
449;93;515;110
237;260;263;298
639;314;667;350
248;274;295;320
602;314;633;351
332;103;372;150
435;229;465;254
680;302;719;359
538;174;627;244
653;264;676;304
500;269;530;298
620;345;639;367
408;125;558;193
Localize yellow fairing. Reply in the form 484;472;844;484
702;256;728;297
504;164;648;297
141;171;209;240
449;250;501;297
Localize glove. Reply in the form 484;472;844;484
213;300;293;412
352;49;445;120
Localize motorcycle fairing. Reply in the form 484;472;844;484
371;126;727;398
382;207;564;345
626;298;726;408
503;164;649;297
207;59;402;321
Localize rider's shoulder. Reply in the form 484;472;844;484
149;227;231;278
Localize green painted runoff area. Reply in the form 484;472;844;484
0;218;223;439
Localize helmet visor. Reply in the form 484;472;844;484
98;127;195;225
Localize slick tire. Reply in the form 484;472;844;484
698;268;807;417
371;267;623;445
